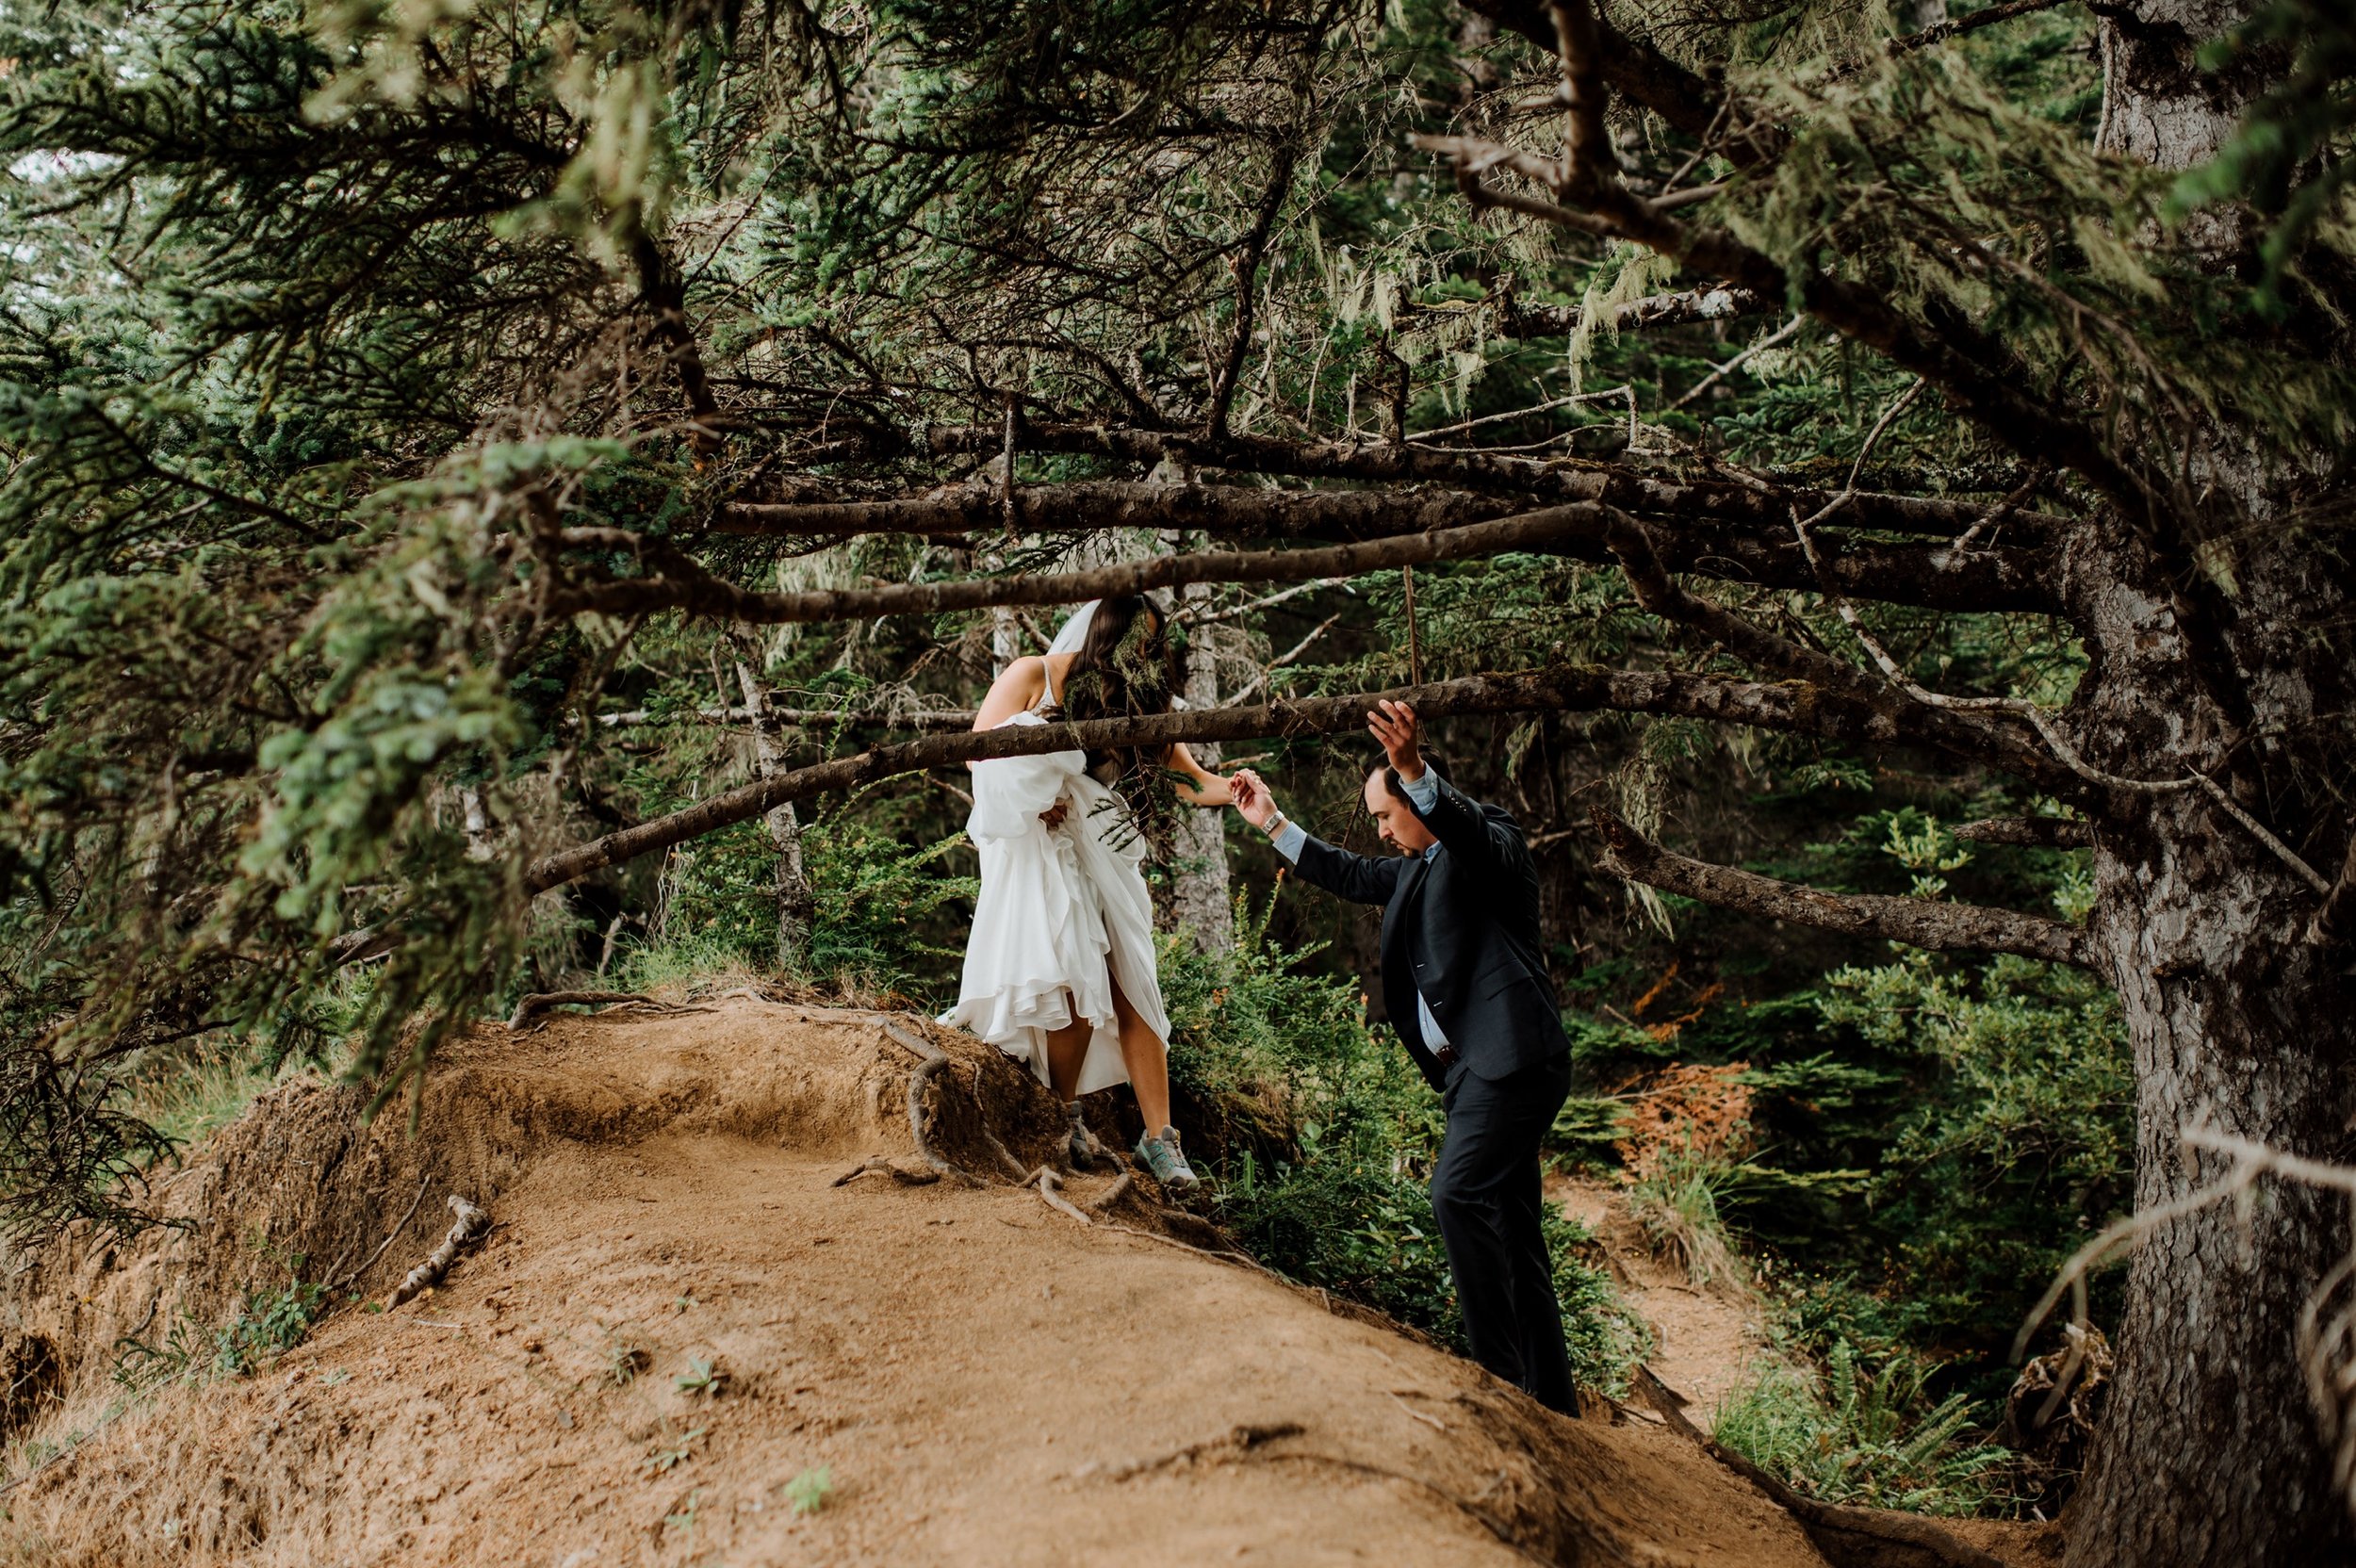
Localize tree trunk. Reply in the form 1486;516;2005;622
2062;520;2356;1568
1167;573;1234;952
2058;13;2356;1559
735;662;813;972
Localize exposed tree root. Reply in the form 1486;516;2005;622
507;991;671;1030
1631;1367;2004;1568
385;1195;492;1310
1082;1421;1307;1481
830;1156;941;1188
977;1122;1031;1182
1022;1167;1093;1226
878;1022;980;1184
1075;1423;1564;1567
1085;1172;1135;1215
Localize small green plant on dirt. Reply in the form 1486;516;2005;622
663;1488;702;1539
674;1355;725;1396
210;1274;331;1378
192;1243;332;1379
1711;1340;2014;1515
782;1465;833;1516
110;1313;210;1392
643;1423;708;1476
602;1336;650;1388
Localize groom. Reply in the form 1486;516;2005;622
1228;701;1577;1414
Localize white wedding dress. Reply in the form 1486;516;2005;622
938;664;1171;1096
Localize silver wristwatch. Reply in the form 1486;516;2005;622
1263;811;1289;840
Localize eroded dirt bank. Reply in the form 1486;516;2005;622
0;999;1913;1565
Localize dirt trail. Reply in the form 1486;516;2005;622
0;999;1937;1565
1550;1178;1767;1429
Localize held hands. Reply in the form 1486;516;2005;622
1227;769;1282;833
1366;699;1425;782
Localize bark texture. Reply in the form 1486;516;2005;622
2058;498;2356;1568
1167;574;1235;953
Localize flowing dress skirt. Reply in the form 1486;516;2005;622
937;712;1170;1095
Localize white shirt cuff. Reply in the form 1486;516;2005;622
1270;820;1307;862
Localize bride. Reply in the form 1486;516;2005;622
939;595;1233;1194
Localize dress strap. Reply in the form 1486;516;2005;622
1033;655;1065;710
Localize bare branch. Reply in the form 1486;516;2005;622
629;225;720;449
720;477;2061;613
1671;316;1806;409
1604;511;2071;788
1888;0;2070;57
1955;816;2095;849
1229;612;1344;705
1458;1;1758;155
721;479;1505;541
1591;807;2096;967
1204;150;1297;438
2312;828;2356;947
909;426;2079;538
551;508;1608;625
524;665;2047;895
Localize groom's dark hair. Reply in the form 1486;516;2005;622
1368;763;1424;807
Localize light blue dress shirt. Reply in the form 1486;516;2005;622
1268;770;1452;1052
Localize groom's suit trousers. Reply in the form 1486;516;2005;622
1433;1052;1578;1414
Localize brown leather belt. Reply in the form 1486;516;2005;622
1433;1042;1461;1069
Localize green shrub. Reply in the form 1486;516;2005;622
1819;950;2131;1348
1711;1340;2015;1516
614;803;975;1004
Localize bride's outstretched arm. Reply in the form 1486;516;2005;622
1167;743;1234;806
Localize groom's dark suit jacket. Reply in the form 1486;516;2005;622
1290;772;1570;1092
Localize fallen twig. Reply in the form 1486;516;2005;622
385;1194;493;1310
831;1155;941;1188
327;1176;433;1296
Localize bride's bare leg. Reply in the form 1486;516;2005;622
1043;996;1092;1103
1107;974;1172;1133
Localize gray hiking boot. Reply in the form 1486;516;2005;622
1066;1102;1110;1169
1135;1125;1200;1195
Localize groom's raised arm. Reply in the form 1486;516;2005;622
1369;700;1521;876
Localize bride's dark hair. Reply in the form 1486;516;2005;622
1044;596;1181;833
1048;595;1176;746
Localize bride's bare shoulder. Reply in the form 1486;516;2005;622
973;655;1051;730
